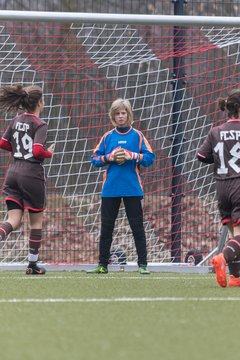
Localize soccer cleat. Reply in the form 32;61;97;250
211;253;227;288
86;265;108;274
139;265;150;275
228;275;240;287
26;263;46;275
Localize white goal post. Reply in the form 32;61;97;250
0;11;239;25
0;11;239;271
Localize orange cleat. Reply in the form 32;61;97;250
211;253;227;288
228;275;240;287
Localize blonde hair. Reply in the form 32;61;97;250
109;98;133;126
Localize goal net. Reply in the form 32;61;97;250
0;15;238;266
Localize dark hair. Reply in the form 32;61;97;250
0;84;43;113
218;89;240;119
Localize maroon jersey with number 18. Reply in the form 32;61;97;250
197;119;240;180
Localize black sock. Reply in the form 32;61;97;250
28;229;42;262
223;235;240;263
228;254;240;277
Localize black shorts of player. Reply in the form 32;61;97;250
216;177;240;225
3;159;46;212
6;200;42;213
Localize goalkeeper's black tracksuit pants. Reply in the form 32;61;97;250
99;196;147;267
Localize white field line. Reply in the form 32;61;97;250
0;276;212;280
0;297;240;303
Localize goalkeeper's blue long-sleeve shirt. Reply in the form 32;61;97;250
91;126;155;197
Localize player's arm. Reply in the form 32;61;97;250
197;153;214;164
32;124;54;159
124;134;155;167
0;125;13;152
91;135;109;167
91;133;126;166
0;137;12;152
197;131;214;164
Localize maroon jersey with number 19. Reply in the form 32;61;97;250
1;112;50;211
2;112;49;163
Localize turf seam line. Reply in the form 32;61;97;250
0;276;211;280
1;297;240;303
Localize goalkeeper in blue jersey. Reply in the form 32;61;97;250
87;98;155;274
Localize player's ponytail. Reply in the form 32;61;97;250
0;84;42;113
218;97;226;112
218;89;240;119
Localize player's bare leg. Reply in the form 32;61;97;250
0;209;22;241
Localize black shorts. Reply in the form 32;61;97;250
216;177;240;226
3;159;46;212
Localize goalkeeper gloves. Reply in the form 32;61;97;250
106;147;126;164
114;148;126;165
106;147;120;162
124;149;140;162
106;148;140;164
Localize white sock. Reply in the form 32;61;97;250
28;253;38;262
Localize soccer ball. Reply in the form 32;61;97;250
184;248;203;265
109;247;127;265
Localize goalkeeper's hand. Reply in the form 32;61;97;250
106;147;126;165
114;148;126;165
124;149;140;162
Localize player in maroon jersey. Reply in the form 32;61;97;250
197;89;240;287
0;84;55;275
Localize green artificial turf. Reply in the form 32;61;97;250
0;271;239;360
